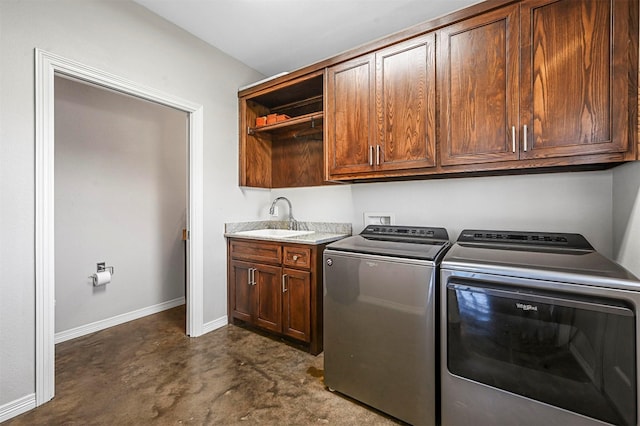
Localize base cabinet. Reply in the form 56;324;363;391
229;260;254;324
282;268;311;342
253;262;282;333
227;238;324;354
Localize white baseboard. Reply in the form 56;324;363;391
202;315;228;335
0;393;36;423
55;297;186;344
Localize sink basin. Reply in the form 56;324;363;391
234;229;315;238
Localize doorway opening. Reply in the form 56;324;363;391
35;49;204;406
53;75;188;342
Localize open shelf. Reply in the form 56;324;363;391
249;111;324;136
239;71;326;188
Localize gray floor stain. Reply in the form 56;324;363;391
6;306;402;425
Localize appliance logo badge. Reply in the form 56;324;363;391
515;302;538;312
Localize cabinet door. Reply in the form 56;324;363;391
519;0;632;159
438;4;520;166
229;260;254;323
282;268;311;343
326;54;376;178
376;33;436;171
254;263;283;333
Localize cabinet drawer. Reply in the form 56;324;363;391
283;246;311;269
230;239;282;264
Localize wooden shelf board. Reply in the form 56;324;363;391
250;111;324;134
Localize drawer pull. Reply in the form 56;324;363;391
282;274;288;293
293;255;299;261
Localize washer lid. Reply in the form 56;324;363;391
442;231;637;286
327;225;450;261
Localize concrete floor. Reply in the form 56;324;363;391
6;306;401;425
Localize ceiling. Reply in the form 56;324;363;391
134;0;482;77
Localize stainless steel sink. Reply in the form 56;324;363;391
234;229;314;238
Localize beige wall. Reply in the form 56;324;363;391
613;161;640;276
0;0;264;409
54;76;187;333
271;169;615;256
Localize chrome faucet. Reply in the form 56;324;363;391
269;196;297;230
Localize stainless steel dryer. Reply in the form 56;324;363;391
323;225;451;426
441;229;640;426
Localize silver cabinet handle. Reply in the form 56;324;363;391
248;268;254;286
511;126;516;153
369;145;373;166
282;274;288;293
376;145;380;165
523;124;528;152
292;255;299;261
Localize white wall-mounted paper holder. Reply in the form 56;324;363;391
96;262;114;275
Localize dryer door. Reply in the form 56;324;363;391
447;279;636;426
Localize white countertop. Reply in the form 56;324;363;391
224;220;352;246
224;231;349;245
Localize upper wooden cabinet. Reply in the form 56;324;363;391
326;33;437;180
239;0;637;186
239;71;325;188
377;34;437;172
519;0;632;160
325;54;375;177
439;5;520;166
439;0;637;168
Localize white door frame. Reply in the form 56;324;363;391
34;48;205;405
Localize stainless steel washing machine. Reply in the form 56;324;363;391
441;229;640;426
323;225;451;426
